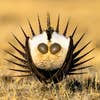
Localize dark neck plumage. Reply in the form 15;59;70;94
46;27;54;41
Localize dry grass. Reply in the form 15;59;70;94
0;75;100;100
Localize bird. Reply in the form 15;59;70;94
5;14;94;84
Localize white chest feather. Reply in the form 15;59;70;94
28;31;70;70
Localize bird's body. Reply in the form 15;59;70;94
6;15;94;84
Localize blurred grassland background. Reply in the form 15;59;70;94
0;0;100;79
0;0;100;99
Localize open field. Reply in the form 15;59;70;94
0;0;100;100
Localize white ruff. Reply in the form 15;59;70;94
51;32;70;50
29;31;48;47
28;31;70;70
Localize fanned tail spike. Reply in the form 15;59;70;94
56;15;60;32
27;19;35;36
74;33;86;50
73;57;94;68
63;18;70;36
47;13;51;28
5;50;27;64
73;41;92;59
73;48;95;63
71;65;92;72
71;26;77;38
8;42;26;59
12;33;25;50
67;72;87;75
5;59;28;68
9;68;30;73
38;15;42;33
20;26;27;38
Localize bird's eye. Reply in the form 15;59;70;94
38;43;48;54
50;43;61;54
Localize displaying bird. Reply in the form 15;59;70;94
5;14;94;84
